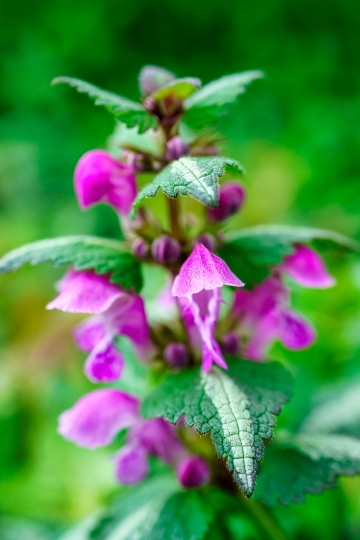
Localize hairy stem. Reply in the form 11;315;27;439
240;497;290;540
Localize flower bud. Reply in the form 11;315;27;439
196;234;216;252
151;235;181;264
132;238;150;259
207;182;245;222
220;332;240;355
139;65;175;95
164;343;190;368
166;136;189;161
177;456;210;488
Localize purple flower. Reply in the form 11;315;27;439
172;243;244;371
233;277;316;360
166;136;189;160
74;150;137;215
177;456;210;488
164;342;190;368
207;182;245;222
278;244;335;288
114;445;149;485
58;389;139;449
151;235;181;265
48;270;152;382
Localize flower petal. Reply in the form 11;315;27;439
128;418;185;464
114;444;149;485
245;309;280;361
278;308;316;350
74;150;137;215
58;389;139;449
47;269;124;314
279;244;335;288
84;338;125;383
73;316;106;352
172;243;244;297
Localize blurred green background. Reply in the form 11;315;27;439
0;0;360;538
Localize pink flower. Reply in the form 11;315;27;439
74;150;137;215
233;277;316;361
278;244;335;288
58;389;139;449
172;243;244;371
47;270;151;383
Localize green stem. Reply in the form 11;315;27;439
240;497;290;540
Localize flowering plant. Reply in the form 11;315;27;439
1;65;360;540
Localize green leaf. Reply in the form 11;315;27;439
89;475;212;540
114;336;150;396
0;236;143;292
109;123;165;158
52;77;157;133
254;434;360;506
132;157;243;215
141;358;293;497
218;224;360;288
301;378;360;437
154;78;200;101
183;71;263;129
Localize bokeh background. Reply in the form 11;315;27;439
0;0;360;538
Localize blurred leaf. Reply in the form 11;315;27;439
109;124;165;158
141;358;293;497
0;236;143;292
183;71;263;129
52;77;157;133
302;379;360;437
88;474;211;540
154;78;201;101
219;224;360;288
114;336;150;396
132;157;243;215
254;434;360;507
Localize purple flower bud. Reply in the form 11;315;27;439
207;182;245;222
195;234;216;252
132;238;150;259
152;235;181;264
166;136;189;161
177;456;210;488
221;332;240;355
139;65;176;95
164;343;190;368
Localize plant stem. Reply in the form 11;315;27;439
241;497;290;540
168;197;182;242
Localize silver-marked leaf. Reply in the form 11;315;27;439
154;78;201;101
89;475;212;540
0;236;142;292
132;156;243;215
141;358;293;497
183;71;263;129
218;224;360;288
109;123;165;158
254;433;360;506
52;77;157;133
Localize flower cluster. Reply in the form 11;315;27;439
41;66;335;492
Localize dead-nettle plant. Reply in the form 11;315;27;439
1;65;360;540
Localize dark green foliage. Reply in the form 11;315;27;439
218;225;360;288
0;236;143;292
52;77;157;133
141;359;293;497
254;434;360;507
132;157;243;214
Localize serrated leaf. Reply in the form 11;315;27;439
89;475;212;540
254;434;360;506
52;77;157;133
0;236;143;292
183;71;263;129
154;78;201;101
218;224;360;288
301;378;360;437
141;358;293;497
132;157;243;215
